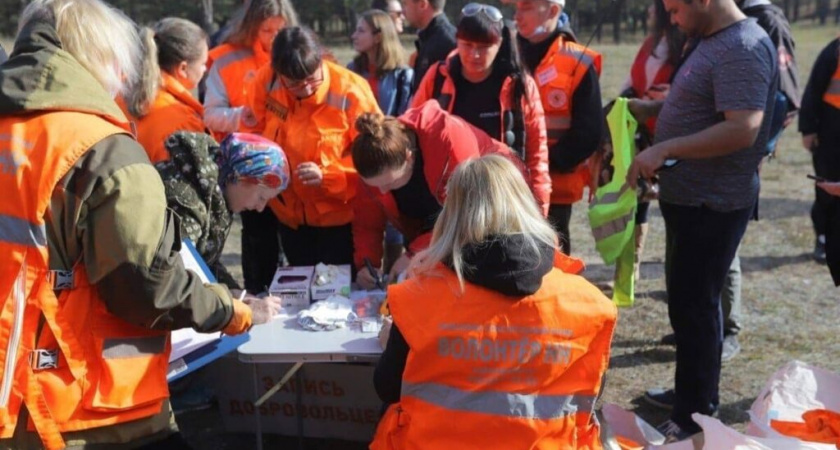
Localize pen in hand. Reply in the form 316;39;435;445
363;257;384;290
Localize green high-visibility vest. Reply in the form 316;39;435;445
588;98;638;306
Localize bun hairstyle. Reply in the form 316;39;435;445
351;113;412;178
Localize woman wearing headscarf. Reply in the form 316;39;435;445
155;132;290;291
204;0;299;295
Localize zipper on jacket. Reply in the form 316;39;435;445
1;258;27;408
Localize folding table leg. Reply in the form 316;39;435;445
253;364;263;450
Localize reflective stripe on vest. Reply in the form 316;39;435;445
213;49;251;72
558;48;596;69
590;183;632;207
402;381;595;420
325;91;349;111
0;213;46;248
545;116;572;130
102;335;169;359
827;79;840;95
822;61;840;108
591;211;634;241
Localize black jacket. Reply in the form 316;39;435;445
518;30;604;174
741;0;801;112
799;39;840;144
373;235;555;405
411;13;457;94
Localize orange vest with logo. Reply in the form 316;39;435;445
251;61;380;228
0;111;171;450
371;257;617;450
533;36;602;205
121;73;205;164
822;57;840;109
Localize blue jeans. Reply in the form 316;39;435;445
660;201;753;432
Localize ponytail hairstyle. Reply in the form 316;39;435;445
455;12;526;114
351;112;413;178
126;18;207;118
227;0;299;47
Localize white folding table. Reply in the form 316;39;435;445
238;315;382;450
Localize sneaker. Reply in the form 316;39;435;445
644;388;675;411
814;236;827;264
721;334;741;363
657;419;694;443
660;333;676;346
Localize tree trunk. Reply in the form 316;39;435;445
199;0;215;34
793;0;800;22
596;0;602;43
613;0;623;44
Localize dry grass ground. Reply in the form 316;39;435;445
212;25;840;447
8;22;838;448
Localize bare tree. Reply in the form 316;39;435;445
200;0;216;33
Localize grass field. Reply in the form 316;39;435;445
4;21;840;448
218;23;840;445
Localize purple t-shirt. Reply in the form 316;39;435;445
655;18;778;211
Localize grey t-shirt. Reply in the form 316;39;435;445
655;18;777;211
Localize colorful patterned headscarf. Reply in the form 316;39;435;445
217;133;290;190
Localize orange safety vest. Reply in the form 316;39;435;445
822;57;840;109
371;258;617;450
0;111;171;450
533;36;602;205
121;73;205;164
207;42;269;141
252;61;381;228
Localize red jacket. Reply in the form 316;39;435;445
411;56;551;215
353;101;519;269
629;35;676;133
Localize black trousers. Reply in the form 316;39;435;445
548;204;572;254
660;201;752;433
240;209;282;294
278;223;354;267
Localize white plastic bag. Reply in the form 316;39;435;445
691;413;832;450
747;360;840;445
297;295;357;331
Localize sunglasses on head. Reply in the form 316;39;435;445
461;3;504;22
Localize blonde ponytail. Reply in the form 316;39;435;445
125;27;161;118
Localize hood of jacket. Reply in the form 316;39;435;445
456;234;555;297
0;15;127;123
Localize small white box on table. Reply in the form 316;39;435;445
269;266;314;309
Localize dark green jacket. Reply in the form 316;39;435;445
156;131;240;289
0;16;234;449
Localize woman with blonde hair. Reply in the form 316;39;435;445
0;0;271;449
204;0;299;294
371;154;617;449
121;18;208;164
349;9;413;117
